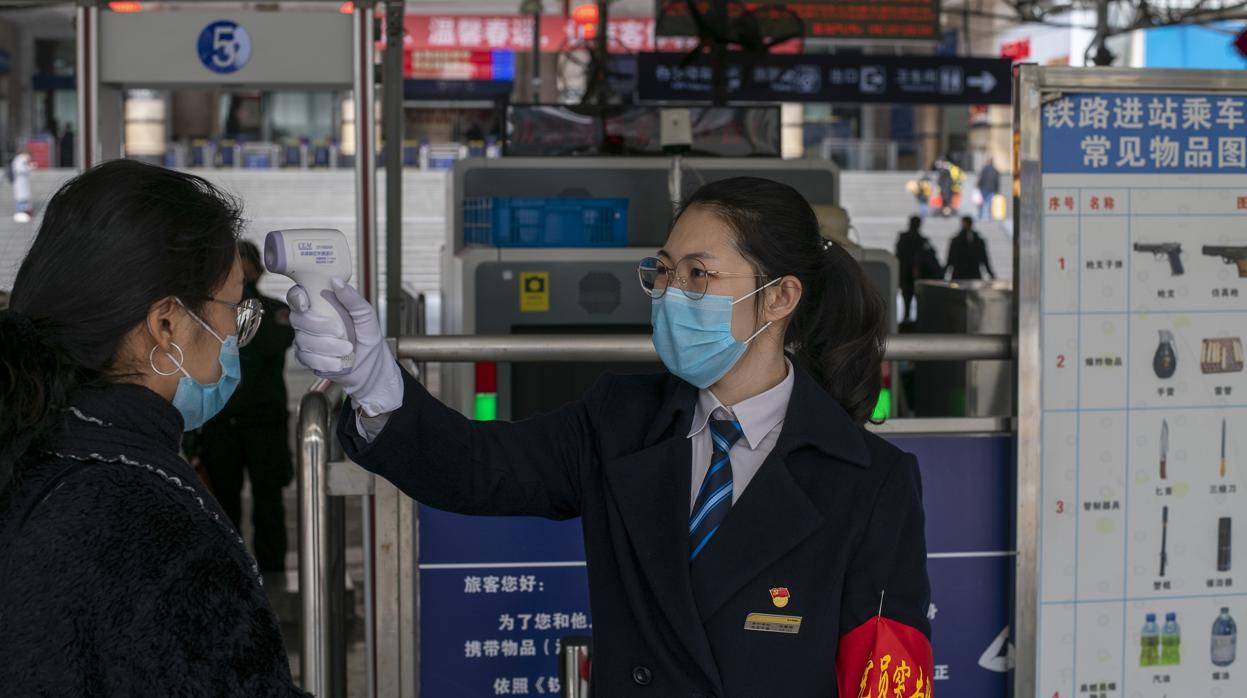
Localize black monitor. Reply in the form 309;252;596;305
510;324;661;419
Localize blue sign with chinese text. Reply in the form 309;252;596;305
636;53;1012;105
1043;92;1247;173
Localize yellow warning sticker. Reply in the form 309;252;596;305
519;272;550;312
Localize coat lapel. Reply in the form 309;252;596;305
600;365;873;682
687;449;823;623
604;435;722;687
688;363;871;623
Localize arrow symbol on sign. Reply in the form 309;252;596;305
977;625;1015;673
967;71;997;93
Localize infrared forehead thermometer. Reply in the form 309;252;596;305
264;228;356;373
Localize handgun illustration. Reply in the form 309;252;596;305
1203;245;1247;278
1134;242;1184;276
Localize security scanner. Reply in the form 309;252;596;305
439;156;898;419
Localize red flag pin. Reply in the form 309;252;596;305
769;587;790;608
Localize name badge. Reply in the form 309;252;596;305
744;612;802;634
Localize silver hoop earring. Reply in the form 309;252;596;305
149;343;185;377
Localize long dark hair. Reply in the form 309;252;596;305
0;160;243;493
678;176;887;424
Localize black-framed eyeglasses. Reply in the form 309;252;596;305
637;256;769;301
201;297;265;347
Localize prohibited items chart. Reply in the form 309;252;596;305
1036;91;1245;698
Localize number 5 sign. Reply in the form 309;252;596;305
197;20;252;74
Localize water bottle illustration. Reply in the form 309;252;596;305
1141;613;1161;667
1212;607;1237;667
1161;612;1181;665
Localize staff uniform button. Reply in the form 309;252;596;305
631;665;652;686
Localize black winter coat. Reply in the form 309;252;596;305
0;383;308;696
895;230;943;292
946;230;996;280
340;366;932;697
977;163;1000;196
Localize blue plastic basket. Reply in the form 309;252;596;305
463;197;629;247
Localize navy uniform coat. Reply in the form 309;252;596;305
340;364;932;697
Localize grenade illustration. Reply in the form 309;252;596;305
1154;329;1177;379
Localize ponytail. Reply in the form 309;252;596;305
0;312;84;493
787;243;887;424
678;177;887;424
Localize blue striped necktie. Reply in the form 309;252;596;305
689;418;743;561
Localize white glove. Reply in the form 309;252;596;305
287;279;403;418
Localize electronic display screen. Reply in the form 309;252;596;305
655;0;941;41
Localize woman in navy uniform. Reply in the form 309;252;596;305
288;177;933;696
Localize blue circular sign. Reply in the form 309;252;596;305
197;20;252;74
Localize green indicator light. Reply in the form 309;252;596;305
474;393;498;421
871;388;892;422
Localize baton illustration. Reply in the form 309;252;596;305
1160;506;1169;578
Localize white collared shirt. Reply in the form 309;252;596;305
686;360;795;513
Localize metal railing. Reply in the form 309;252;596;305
297;331;1015;696
297;379;348;698
392;333;1012;363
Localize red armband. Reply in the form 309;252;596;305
835;616;934;698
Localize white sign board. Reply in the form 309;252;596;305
1024;74;1244;698
99;10;352;86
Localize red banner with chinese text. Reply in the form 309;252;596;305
403;15;698;55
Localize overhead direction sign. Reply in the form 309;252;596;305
637;53;1012;105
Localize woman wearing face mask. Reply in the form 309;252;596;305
289;177;932;696
0;160;307;696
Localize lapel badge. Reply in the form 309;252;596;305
769;587;790;608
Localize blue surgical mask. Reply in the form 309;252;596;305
650;278;781;389
170;302;241;431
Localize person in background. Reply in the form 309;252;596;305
946;215;996;281
12;146;35;223
936;158;954;217
905;170;932;218
59;125;75;169
895;216;943;324
195;240;296;581
0;160;305;695
977;158;1000;221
